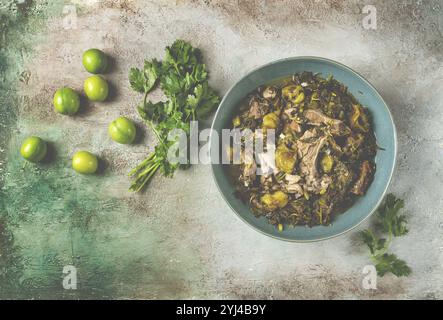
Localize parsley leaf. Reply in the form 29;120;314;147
129;67;145;93
137;101;166;123
129;59;160;94
360;229;386;255
374;253;412;277
143;59;161;93
187;83;220;120
163;40;202;75
161;71;184;97
360;193;411;277
376;193;408;236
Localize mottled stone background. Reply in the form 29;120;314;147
0;0;442;299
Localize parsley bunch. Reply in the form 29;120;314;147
360;193;411;277
128;40;220;191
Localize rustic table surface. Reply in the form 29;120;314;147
0;0;442;299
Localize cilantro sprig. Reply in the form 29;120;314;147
128;40;220;191
360;194;411;277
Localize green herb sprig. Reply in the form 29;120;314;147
360;193;411;277
128;40;220;191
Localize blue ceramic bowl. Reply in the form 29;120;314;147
210;57;396;242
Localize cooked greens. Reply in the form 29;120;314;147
128;40;220;191
228;72;377;227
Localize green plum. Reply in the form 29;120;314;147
53;87;80;115
84;75;109;102
82;48;108;74
108;116;136;144
20;136;47;162
72;151;98;174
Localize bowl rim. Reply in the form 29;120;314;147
210;56;397;242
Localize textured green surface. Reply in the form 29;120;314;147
0;1;202;299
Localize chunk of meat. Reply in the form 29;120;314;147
298;127;318;141
262;86;277;100
284;107;296;117
260;174;274;190
304;174;332;194
289;120;302;133
283;174;303;197
248;98;268;119
240;150;257;187
296;129;327;179
351;161;374;195
303;109;350;136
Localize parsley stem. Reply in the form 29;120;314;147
128;152;155;176
131;161;161;192
129;151;163;192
